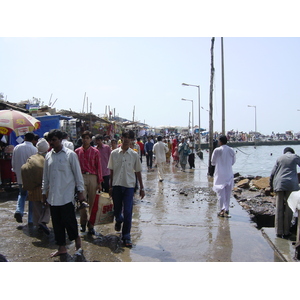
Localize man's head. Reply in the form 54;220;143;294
62;131;68;139
121;130;134;148
284;147;295;154
95;134;104;146
81;130;93;147
24;132;35;142
36;138;49;154
157;135;162;141
48;129;63;151
111;138;117;149
122;130;135;139
219;135;227;145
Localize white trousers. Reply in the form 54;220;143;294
157;162;165;180
216;184;232;211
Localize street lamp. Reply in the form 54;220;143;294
182;83;201;149
248;105;257;139
181;98;194;136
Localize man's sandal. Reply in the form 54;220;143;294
124;239;132;248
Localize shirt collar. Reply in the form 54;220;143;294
52;145;68;154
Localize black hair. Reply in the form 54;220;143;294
81;130;93;139
284;147;295;154
24;132;35;142
122;130;135;139
62;131;68;139
48;129;63;140
95;134;103;140
219;135;227;145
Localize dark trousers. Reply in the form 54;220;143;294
102;175;110;193
146;151;153;168
50;202;79;246
112;186;134;240
188;153;195;168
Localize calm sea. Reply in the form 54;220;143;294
202;144;300;177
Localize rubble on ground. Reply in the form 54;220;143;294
233;173;276;228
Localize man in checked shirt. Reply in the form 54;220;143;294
75;130;103;234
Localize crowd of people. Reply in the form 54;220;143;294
7;129;199;257
4;129;300;259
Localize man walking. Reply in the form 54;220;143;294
75;131;103;234
12;132;37;224
95;134;111;193
108;130;145;247
178;138;190;172
270;147;300;238
42;129;85;257
62;131;74;151
21;138;51;235
145;136;154;171
136;137;144;162
153;135;169;182
211;135;236;218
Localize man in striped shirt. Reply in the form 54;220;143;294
75;131;103;234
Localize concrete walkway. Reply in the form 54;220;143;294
0;155;298;262
114;157;296;262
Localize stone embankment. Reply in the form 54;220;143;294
233;174;276;228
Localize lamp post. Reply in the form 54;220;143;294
181;98;194;135
248;105;257;140
182;83;201;150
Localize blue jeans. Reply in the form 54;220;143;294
112;186;134;240
15;184;33;223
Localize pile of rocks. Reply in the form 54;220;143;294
233;173;276;228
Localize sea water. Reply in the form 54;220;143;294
202;144;300;177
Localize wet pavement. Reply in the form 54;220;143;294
0;154;292;262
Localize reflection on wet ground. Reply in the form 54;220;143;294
0;157;282;262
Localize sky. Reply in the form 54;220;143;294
1;2;300;137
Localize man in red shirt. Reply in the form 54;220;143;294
136;137;144;163
75;131;103;234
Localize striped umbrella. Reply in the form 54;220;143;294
0;109;41;136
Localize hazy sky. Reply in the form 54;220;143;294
1;3;299;136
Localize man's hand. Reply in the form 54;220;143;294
42;194;48;206
77;191;86;203
140;189;145;199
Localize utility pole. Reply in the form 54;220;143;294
221;37;225;135
82;92;86;113
208;37;215;176
133;106;135;122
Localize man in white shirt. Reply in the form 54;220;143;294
211;135;236;218
153;135;169;182
61;131;74;151
108;130;145;247
12;132;37;224
42;129;85;258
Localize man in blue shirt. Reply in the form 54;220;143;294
144;136;154;171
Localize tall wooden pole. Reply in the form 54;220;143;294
208;37;215;176
221;37;225;135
